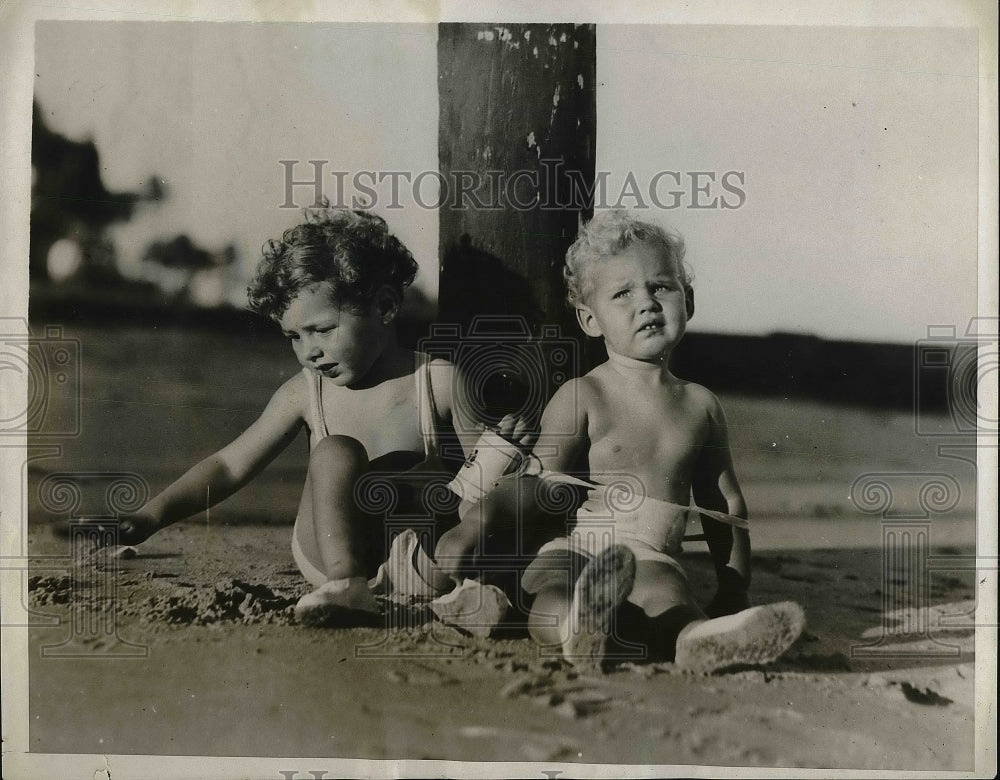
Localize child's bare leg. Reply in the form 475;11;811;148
531;549;696;671
629;559;703;618
525;551;589;649
363;472;518;633
416;479;533;634
627;559;804;669
561;546;638;670
431;476;521;584
527;586;571;648
432;474;571;584
528;554;718;668
294;435;380;624
525;545;640;671
298;435;372;580
530;557;687;665
363;475;489;599
529;554;803;672
611;558;703;662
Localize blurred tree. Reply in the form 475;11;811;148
30;101;160;283
142;175;168;203
142;236;237;303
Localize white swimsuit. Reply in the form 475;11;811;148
303;353;440;457
522;469;749;589
292;353;442;586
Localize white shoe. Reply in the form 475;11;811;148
562;545;637;672
429;578;511;638
295;577;381;627
369;529;444;600
674;601;806;673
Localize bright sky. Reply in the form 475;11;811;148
598;26;979;343
34;22;980;341
34;22;441;315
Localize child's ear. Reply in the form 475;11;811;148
685;287;695;321
575;305;603;338
375;285;401;324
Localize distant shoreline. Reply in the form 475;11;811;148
28;283;942;411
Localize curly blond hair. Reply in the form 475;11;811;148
564;210;691;306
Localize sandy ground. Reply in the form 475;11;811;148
24;518;978;771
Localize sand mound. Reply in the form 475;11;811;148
133;579;298;626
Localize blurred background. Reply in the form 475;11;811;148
24;22;982;536
30;23;977;340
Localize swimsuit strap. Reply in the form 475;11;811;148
303;367;329;447
305;358;437;457
416;352;440;458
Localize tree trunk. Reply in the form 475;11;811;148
435;23;599;416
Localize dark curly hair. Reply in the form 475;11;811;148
247;206;418;321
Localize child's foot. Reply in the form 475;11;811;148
295;576;381;627
429;579;511;638
369;529;444;601
674;601;806;673
562;545;637;673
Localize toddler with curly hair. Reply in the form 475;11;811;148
466;210;806;672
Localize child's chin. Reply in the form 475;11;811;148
322;369;353;385
636;335;677;356
631;344;669;360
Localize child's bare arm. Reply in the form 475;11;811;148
533;379;588;473
691;393;751;615
110;375;306;546
430;360;485;461
439;379;586;578
433;359;540;461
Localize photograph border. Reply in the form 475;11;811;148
2;1;996;778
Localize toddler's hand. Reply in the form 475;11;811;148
705;587;750;618
116;512;161;547
496;413;538;451
433;520;480;581
704;567;750;617
68;511;159;550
